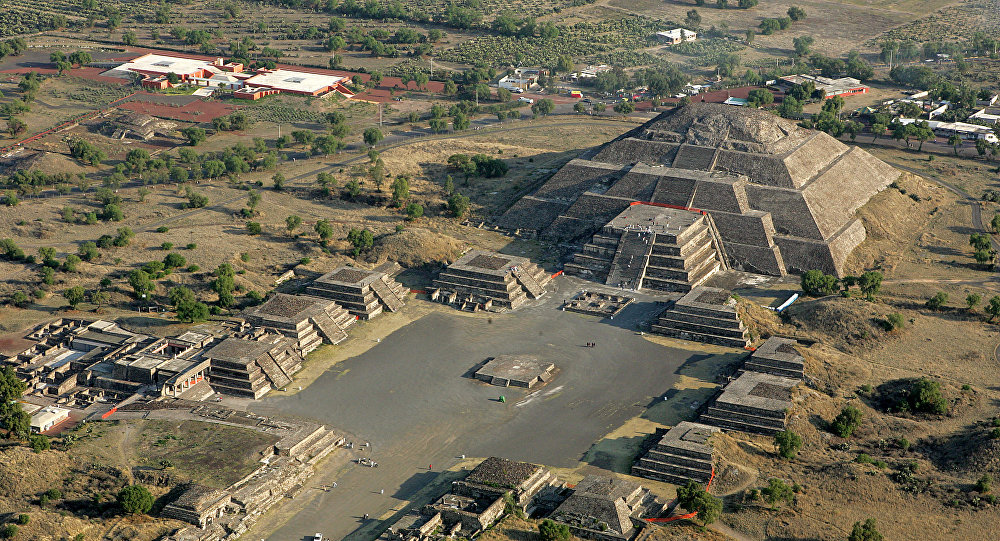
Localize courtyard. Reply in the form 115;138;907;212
245;277;732;540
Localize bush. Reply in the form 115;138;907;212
0;525;17;539
801;269;838;296
117;485;153;514
761;478;794;508
976;474;993;493
882;313;904;331
15;514;28;525
831;405;862;437
925;292;948;310
774;430;802;459
538;519;570;541
29;434;49;452
155;226;169;233
848;519;883;541
246;222;262;235
908;377;948;414
675;480;722;525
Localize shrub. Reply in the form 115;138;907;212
117;485;153;514
855;453;874;464
761;478;794;508
925;292;948;310
831;405;862;438
538;519;570;541
186;265;200;273
29;434;49;452
908;378;948;414
801;269;837;296
15;514;28;525
774;430;802;459
155;226;169;233
848;518;882;541
675;480;722;525
882;313;904;331
0;525;17;539
246;222;262;235
897;437;911;451
976;474;993;493
161;242;173;251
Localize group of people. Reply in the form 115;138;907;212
585;342;597;347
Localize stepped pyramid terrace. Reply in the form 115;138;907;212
432;250;551;311
306;262;407;320
241;293;356;354
499;103;900;278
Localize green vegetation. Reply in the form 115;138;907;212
676;480;722;525
831;405;863;438
848;518;883;541
774;430;803;459
538;519;570;541
117;485;153;515
801;269;838;296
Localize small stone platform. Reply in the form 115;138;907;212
700;371;799;436
432;250;551;311
473;355;555;388
307;262;407;320
561;290;634;318
743;336;805;379
650;286;749;348
632;421;718;485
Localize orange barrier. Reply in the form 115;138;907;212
550;270;564;279
0;92;139;154
100;406;119;420
644;467;715;523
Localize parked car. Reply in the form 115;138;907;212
314;534;324;541
511;88;524;93
518;97;534;104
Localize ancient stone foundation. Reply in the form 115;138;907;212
631;421;718;485
743;336;805;379
650;287;749;348
307;262;407;320
498;103;900;277
564;204;722;293
700;371;798;436
432;250;551;311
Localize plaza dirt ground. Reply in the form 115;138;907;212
241;276;737;541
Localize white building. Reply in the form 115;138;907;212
30;406;70;433
970;107;1000;125
656;29;697;45
498;68;545;91
899;118;999;143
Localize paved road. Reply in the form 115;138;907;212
246;278;716;541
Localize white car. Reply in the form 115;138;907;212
512;88;525;93
518;97;534;104
314;534;323;541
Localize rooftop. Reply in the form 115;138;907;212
606;204;702;235
168;483;230;513
244;69;345;94
447;250;530;277
658;421;719;455
242;293;332;323
475;355;555;383
465;457;541;489
203;337;279;366
104;53;214;78
716;371;799;412
314;266;383;287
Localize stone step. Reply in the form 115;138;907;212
650;325;750;348
741;362;804;380
655;316;747;339
639;452;713;473
371;277;405;312
310;316;348;345
747;356;806;372
513;267;545;298
657;308;743;329
255;352;291;389
647;445;713;463
631;465;712;485
699;413;784;436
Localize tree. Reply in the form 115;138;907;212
830;405;862;438
613;101;635;115
430;118;448;133
122;30;137;46
246;221;262;235
315;219;334;244
801;269;838;296
447;193;470;218
391;175;410;207
405;202;424;220
102;203;123;222
286;215;302;233
926;291;948;310
363;127;384;147
761;478;794;508
453;113;470;131
0;366;29;439
787;6;806;21
908;377;948;414
91;290;110;312
746;89;774;107
848;518;883;541
976;473;992;493
793;36;814;57
971;232;992;252
65;286;85;308
272;173;285;191
686;9;702;27
128;269;154;298
538;519;570;541
117;485;154;515
180;127;207;146
988;296;1000;321
163;253;186;269
967;293;982;311
675;481;722;525
858;271;882;301
7;117;27;138
347;228;374;257
0;525;17;539
63;254;81;272
774;430;803;459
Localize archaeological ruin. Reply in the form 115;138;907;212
700;371;798;436
549;475;665;541
651;286;750;348
473;355;556;389
561;291;634;318
241;293;356;353
631;421;718;486
432;250;551;311
564;204;723;292
499;103;900;278
307;261;408;320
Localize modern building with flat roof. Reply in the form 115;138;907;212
777;74;869;98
